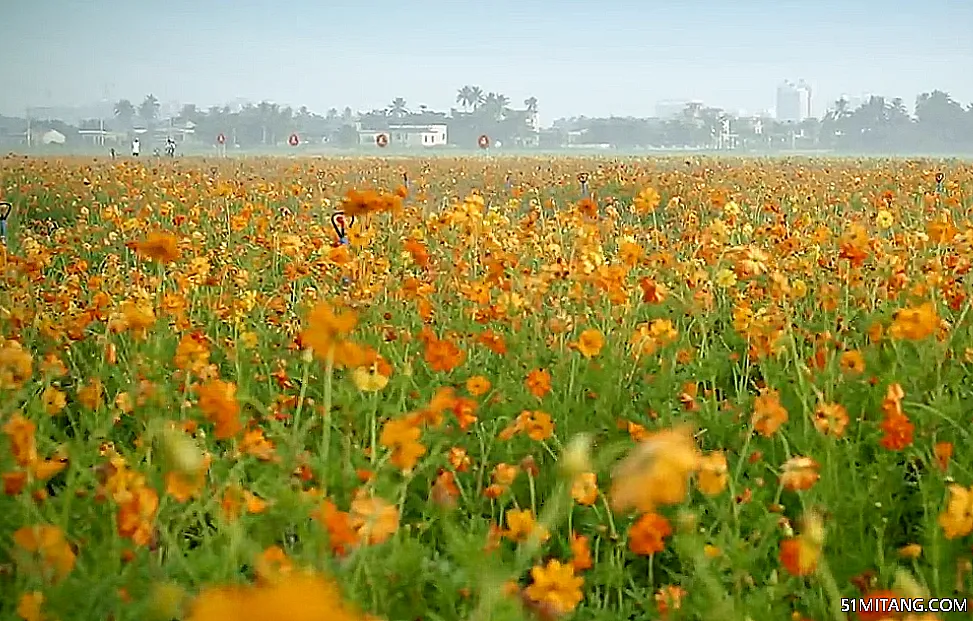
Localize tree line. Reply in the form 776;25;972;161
6;87;973;153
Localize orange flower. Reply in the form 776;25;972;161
525;368;552;398
504;508;550;544
812;401;849;438
186;571;365;621
933;441;953;472
77;378;104;410
779;511;824;577
254;546;294;585
523;559;584;617
17;592;44;621
500;410;555;442
839;350;865;374
3;413;38;466
117;485;159;546
314;500;359;556
574;328;604;358
752;388;788;437
628;512;672;556
569;533;593;572
610;425;699;513
423;336;465;373
634;187;662;214
780;456;820;492
349;492;400;545
135;231;181;264
196;379;243;440
174;332;211;375
40;386;66;415
889;301;938;341
465;375;491;396
300;301;361;366
879;383;913;451
13;524;76;582
779;537;818;577
939;484;973;539
571;472;598;506
696;451;728;496
379;416;426;472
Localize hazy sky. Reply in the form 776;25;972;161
3;0;972;123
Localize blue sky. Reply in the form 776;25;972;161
2;0;972;123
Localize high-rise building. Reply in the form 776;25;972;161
776;80;812;122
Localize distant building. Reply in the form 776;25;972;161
358;123;447;147
776;80;812;122
655;100;704;120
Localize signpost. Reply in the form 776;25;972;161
0;201;11;246
217;133;226;157
578;172;589;196
330;209;356;246
288;133;300;147
478;134;490;149
936;172;945;194
376;133;389;148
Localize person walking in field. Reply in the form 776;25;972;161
131;137;140;157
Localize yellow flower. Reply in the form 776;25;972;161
939;484;973;539
523;559;585;616
714;268;737;288
351;364;389;392
876;209;894;229
696;451;728;495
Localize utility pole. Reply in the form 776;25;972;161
25;107;32;149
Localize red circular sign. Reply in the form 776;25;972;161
216;133;226;145
478;134;490;149
288;133;300;146
376;133;389;148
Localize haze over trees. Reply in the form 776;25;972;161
3;87;973;153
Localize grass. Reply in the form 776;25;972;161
1;154;972;620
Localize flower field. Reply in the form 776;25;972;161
3;154;973;621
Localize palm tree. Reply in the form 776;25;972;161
388;97;409;118
524;97;538;113
456;86;477;111
114;99;135;127
470;86;485;110
482;93;510;121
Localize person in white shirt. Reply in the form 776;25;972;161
132;137;140;157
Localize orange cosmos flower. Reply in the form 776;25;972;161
186;572;366;621
812;401;849;438
523;559;584;617
465;375;491;396
939;485;973;539
196;379;243;440
379;416;426;472
135;231;181;264
751;388;788;437
13;524;76;582
889;301;938;341
780;456;820;492
525;368;552;398
571;472;598;506
349;491;400;545
610;424;700;513
574;328;604;358
569;533;593;572
423;336;465;373
628;512;672;556
504;508;550;544
696;451;728;496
